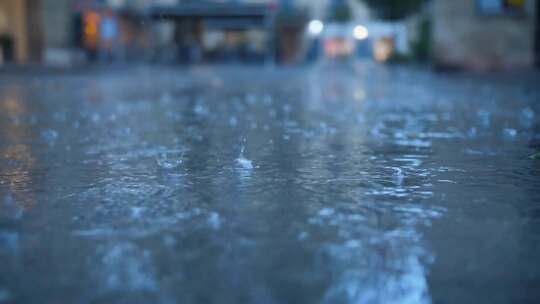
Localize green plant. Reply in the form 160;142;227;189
329;0;352;22
410;17;431;61
361;0;426;21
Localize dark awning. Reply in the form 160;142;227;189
147;2;276;20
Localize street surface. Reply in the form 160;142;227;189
0;63;539;303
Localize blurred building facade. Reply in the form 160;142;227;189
0;0;169;66
432;0;539;70
0;0;42;64
145;0;366;64
0;0;374;66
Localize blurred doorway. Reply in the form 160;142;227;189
149;2;276;64
0;35;14;63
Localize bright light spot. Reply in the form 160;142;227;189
353;25;369;40
308;19;324;36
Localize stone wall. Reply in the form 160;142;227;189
432;0;537;70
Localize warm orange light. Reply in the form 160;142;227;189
84;23;98;36
373;38;394;62
324;39;354;58
83;11;101;49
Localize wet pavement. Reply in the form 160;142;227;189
0;63;539;304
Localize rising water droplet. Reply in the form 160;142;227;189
236;139;253;170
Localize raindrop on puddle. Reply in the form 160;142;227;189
236;138;253;170
156;151;184;170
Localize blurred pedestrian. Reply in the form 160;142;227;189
100;9;119;62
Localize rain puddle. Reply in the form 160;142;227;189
0;65;539;303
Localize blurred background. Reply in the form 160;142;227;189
0;0;538;71
1;2;540;304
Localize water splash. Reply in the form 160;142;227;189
236;139;253;170
40;129;59;145
96;242;157;293
502;128;517;140
156;150;184;170
207;212;222;230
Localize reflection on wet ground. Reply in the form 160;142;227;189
0;63;539;303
